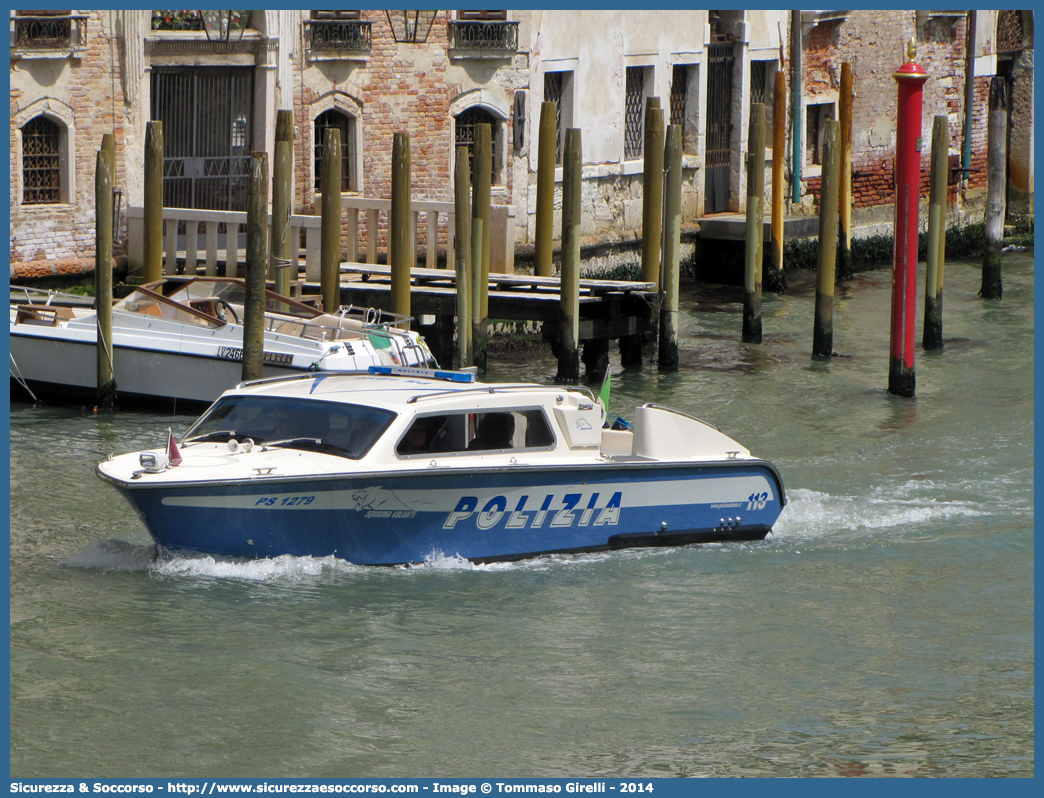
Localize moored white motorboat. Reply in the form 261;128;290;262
96;367;786;565
10;277;436;406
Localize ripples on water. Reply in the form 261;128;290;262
10;256;1034;778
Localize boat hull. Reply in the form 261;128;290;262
10;331;300;407
99;461;784;565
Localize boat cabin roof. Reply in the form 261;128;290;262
226;371;592;413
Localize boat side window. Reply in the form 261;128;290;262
184;396;395;459
396;408;555;457
397;414;453;455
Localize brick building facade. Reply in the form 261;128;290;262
9;10;1033;277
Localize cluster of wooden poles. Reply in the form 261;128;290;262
91;66;1010;409
748;63;1009;399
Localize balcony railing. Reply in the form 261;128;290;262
306;19;372;56
448;20;519;55
12;13;87;49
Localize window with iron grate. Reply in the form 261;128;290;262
22;116;62;205
624;66;646;160
750;61;775;129
455;106;499;182
670;65;687;128
670;63;700;156
314;109;357;192
544;71;564;164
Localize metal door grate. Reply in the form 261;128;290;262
705;42;734;212
151;67;254;211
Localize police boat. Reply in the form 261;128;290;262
96;367;786;565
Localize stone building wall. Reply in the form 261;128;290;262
287;11;527;254
9;10;1031;275
10;10;131;269
799;11;992;229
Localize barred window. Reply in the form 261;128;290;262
750;61;774;128
669;65;687;127
314;109;356;192
624;67;646;160
455;106;499;181
22;116;62;205
544;71;563;164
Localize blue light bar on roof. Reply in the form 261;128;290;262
367;365;476;383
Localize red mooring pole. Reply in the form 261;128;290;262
889;41;929;398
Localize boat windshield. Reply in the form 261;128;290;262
183;395;395;459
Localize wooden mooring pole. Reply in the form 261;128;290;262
271;109;294;302
557;128;582;384
838;62;854;281
143;121;163;283
641;98;664;288
472;123;492;370
658;124;682;371
391;132;412;323
534;101;557;278
981;76;1006;300
813;121;840;359
923;115;948;350
320;127;342;314
743;104;766;344
454;146;473;369
95;138;115;410
769;70;786;290
242;152;269;383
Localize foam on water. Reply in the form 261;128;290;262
150;551;368;581
775;484;991;543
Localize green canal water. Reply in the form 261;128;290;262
9;254;1034;777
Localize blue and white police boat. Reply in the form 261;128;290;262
96;367;786;565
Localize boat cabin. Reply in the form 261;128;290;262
179;369;754;467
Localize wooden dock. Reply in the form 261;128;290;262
301;262;658;370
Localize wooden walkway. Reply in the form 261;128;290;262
304;262;656;330
296;262;659;367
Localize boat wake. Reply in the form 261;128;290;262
150;551;372;581
60;539;670;579
63;473;1011;580
774;484;993;543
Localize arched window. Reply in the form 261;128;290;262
455;106;499;181
314;109;356;192
22;116;62;204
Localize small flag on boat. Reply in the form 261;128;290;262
598;364;611;411
167;431;182;467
